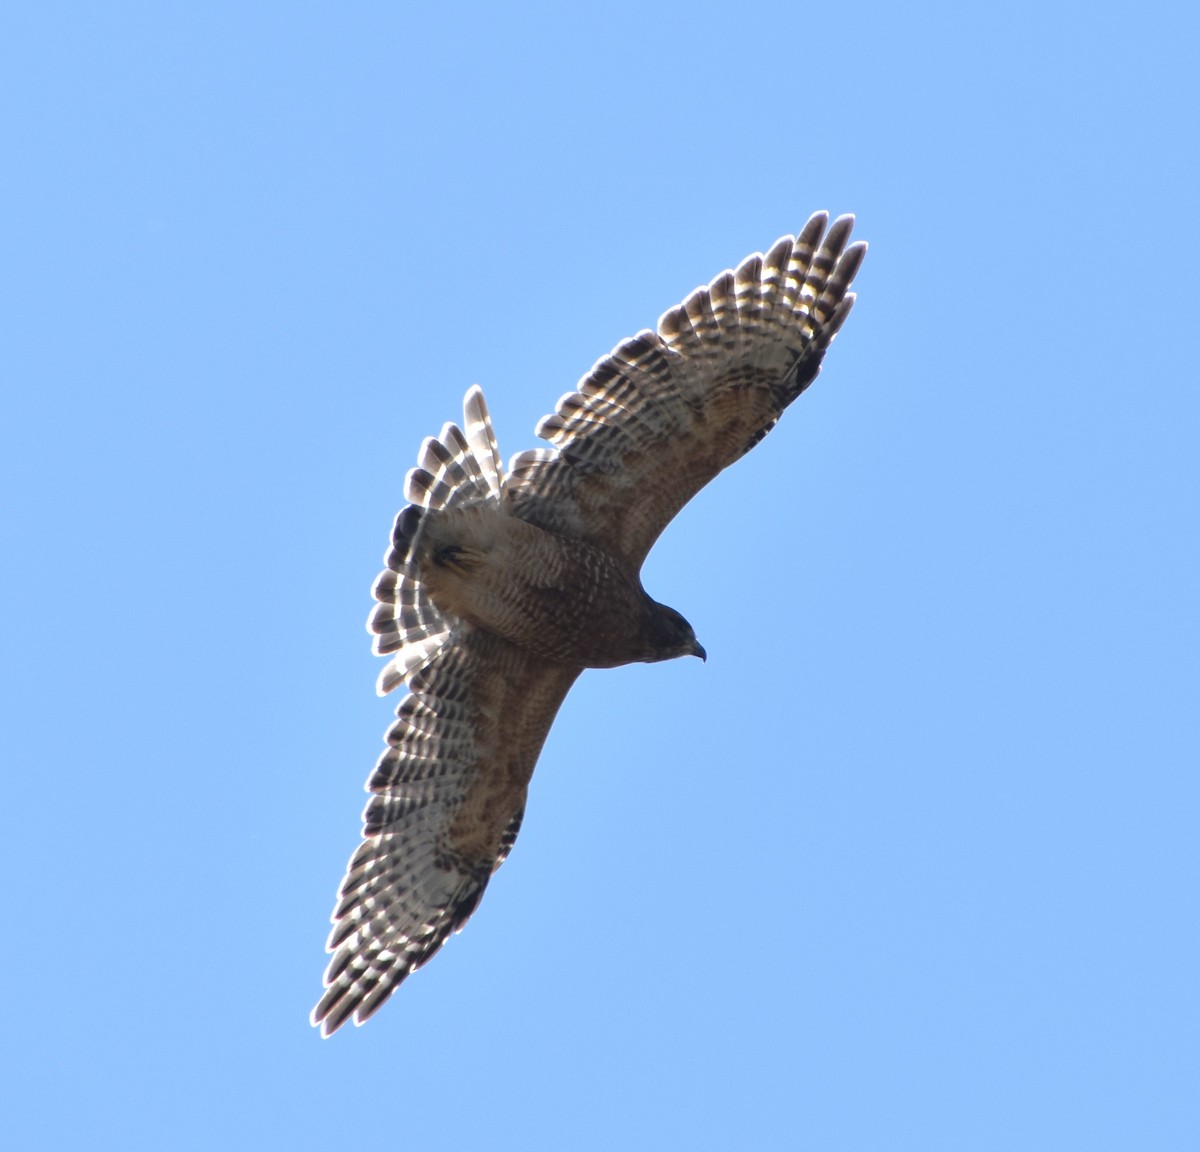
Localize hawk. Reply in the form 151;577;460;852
313;212;866;1035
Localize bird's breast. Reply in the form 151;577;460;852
417;506;654;668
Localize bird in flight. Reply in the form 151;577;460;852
313;211;867;1035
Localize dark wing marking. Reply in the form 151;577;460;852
507;212;866;566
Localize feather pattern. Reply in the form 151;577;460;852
510;212;866;564
368;387;508;694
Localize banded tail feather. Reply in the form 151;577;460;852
368;386;508;694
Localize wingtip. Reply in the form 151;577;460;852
376;662;403;696
822;214;856;254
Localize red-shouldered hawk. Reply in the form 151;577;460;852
314;212;867;1035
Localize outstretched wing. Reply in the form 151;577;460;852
313;629;579;1036
508;212;866;567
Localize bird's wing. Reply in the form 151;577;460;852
313;629;579;1036
508;212;866;567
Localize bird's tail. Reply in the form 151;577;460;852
368;386;506;693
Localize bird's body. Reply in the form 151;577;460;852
314;212;867;1035
415;505;695;668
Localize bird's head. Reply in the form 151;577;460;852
648;602;707;663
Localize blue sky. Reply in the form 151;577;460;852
3;2;1198;1148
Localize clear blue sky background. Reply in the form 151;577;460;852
3;3;1197;1149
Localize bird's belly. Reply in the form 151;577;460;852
420;511;648;668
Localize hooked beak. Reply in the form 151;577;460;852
691;640;707;663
